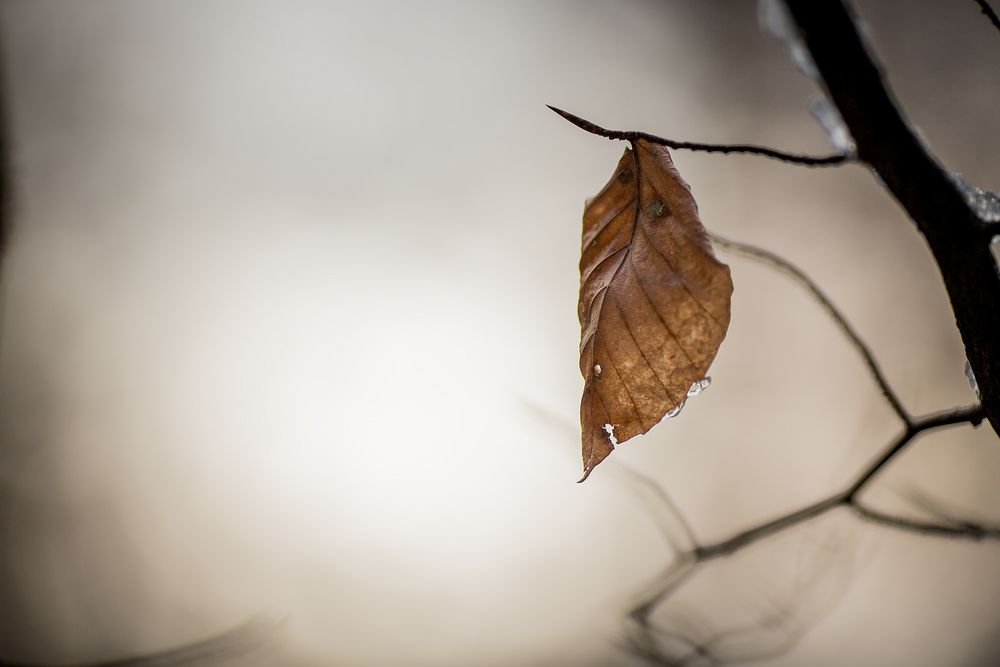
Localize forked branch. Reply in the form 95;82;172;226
626;232;993;662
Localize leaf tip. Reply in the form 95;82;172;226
577;466;594;483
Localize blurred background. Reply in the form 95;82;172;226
0;1;997;665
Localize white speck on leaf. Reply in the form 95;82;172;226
665;400;686;419
603;423;618;446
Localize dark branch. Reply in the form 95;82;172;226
851;502;1000;540
547;105;853;167
630;404;987;628
844;404;983;500
710;233;910;425
974;0;1000;34
693;493;843;562
782;0;1000;437
694;405;984;562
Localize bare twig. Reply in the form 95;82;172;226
627;405;992;663
850;502;1000;540
710;233;910;425
626;230;990;638
843;404;983;500
547;105;853;167
974;0;1000;34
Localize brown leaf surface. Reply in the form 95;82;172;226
578;139;732;480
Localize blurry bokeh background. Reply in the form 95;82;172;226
0;1;998;665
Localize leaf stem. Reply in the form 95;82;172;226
547;105;853;167
709;233;911;425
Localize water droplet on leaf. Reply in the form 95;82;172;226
687;377;711;398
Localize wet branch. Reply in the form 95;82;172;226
783;0;1000;437
547;105;853;167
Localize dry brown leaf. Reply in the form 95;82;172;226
578;139;732;481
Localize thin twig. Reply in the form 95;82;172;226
692;493;844;562
784;0;1000;438
851;502;1000;540
709;233;911;425
974;0;1000;33
615;464;700;553
844;404;983;500
547;105;853;167
691;405;983;562
630;556;698;623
